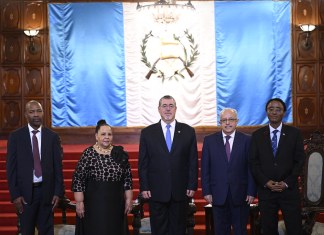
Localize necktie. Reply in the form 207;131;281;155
271;130;279;156
166;124;172;152
32;130;42;177
225;135;231;161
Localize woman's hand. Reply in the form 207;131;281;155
124;198;133;214
76;201;85;218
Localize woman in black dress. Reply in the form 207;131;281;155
72;119;133;235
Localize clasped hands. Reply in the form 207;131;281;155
266;180;287;192
204;194;255;205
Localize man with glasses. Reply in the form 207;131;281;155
138;95;198;235
249;98;305;235
201;108;256;235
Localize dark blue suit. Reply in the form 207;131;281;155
6;126;64;235
201;131;256;235
138;120;198;235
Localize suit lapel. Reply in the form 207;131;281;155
276;125;287;157
41;127;45;161
170;121;181;153
262;127;274;156
214;133;228;162
230;132;242;162
24;126;34;160
156;121;169;153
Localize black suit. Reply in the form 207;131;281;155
6;125;64;235
249;124;305;235
138;120;198;235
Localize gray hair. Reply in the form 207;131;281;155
220;108;238;118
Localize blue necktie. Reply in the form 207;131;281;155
225;135;231;161
166;124;172;152
271;130;279;156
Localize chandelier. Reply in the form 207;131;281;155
137;0;195;24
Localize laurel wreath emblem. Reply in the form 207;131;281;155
140;29;199;81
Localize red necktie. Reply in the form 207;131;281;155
32;130;42;177
225;135;231;161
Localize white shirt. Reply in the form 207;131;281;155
161;120;175;143
222;130;236;152
269;123;282;146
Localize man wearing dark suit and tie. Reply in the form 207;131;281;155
6;100;64;235
138;95;198;235
249;98;305;235
201;108;256;235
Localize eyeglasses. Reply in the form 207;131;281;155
160;104;176;109
219;118;237;124
267;107;283;113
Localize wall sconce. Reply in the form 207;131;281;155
24;29;39;54
299;24;316;50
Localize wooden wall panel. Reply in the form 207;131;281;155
24;66;43;96
2;33;21;63
296;97;317;126
296;31;317;60
2;1;20;30
297;64;317;93
24;2;43;30
24;32;44;62
296;0;317;25
1;100;21;129
1;67;21;96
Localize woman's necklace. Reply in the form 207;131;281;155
95;143;113;154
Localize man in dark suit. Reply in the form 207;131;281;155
249;98;305;235
138;95;198;235
201;108;256;235
6;100;64;235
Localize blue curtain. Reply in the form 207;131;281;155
215;1;292;125
49;3;126;127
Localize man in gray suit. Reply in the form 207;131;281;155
6;100;64;235
138;95;198;235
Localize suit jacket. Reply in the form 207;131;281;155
249;124;305;199
201;131;256;206
138;120;198;202
6;126;64;204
